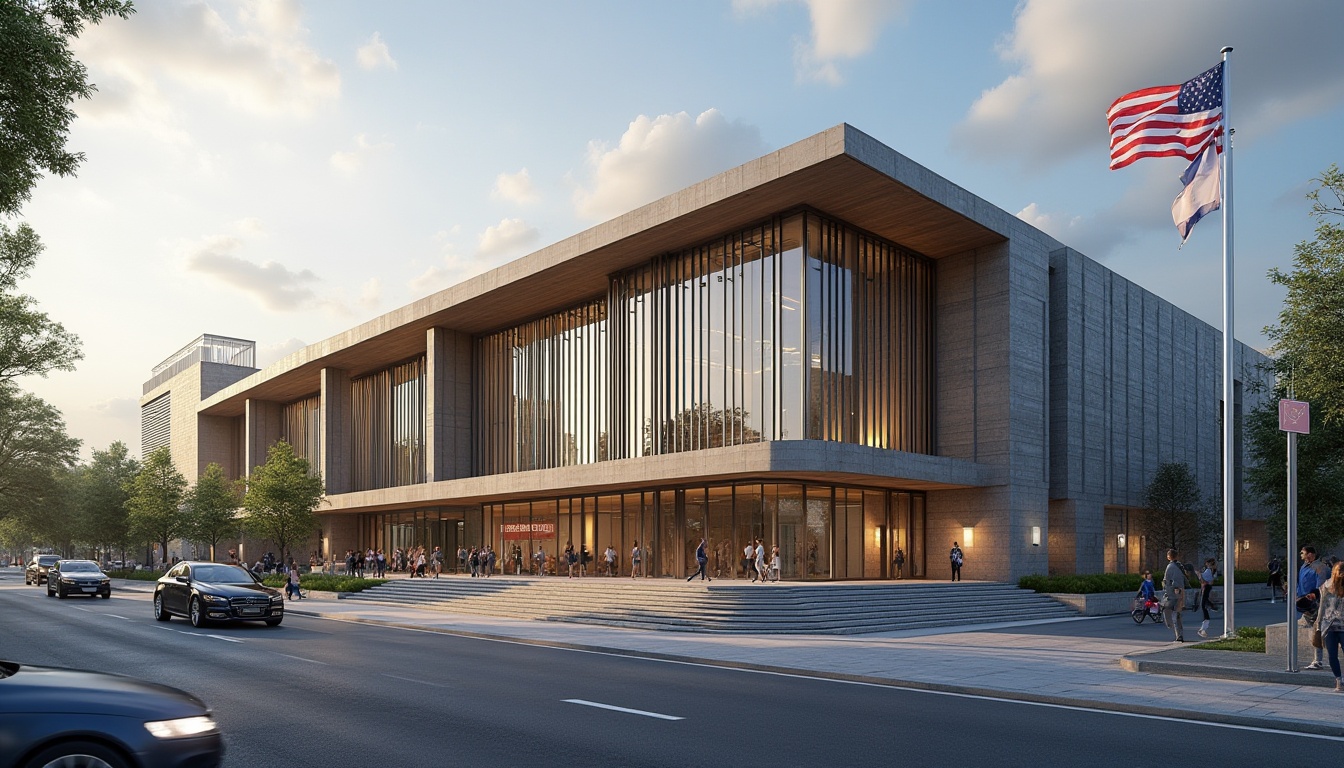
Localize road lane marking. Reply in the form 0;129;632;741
562;699;683;721
381;673;447;687
155;626;242;643
274;653;326;665
204;634;242;643
101;614;132;620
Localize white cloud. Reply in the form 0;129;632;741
356;31;398;71
735;0;907;85
233;217;267;236
477;218;539;258
954;0;1344;169
1016;166;1180;259
329;133;394;174
182;235;318;311
408;232;486;296
74;0;341;127
492;168;539;204
572;109;768;221
256;337;307;368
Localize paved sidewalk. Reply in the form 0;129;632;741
110;578;1344;737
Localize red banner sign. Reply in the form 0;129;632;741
500;522;557;540
1279;399;1310;434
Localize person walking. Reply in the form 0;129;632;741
754;539;767;584
769;545;781;582
1299;546;1327;669
687;538;710;581
743;541;757;582
580;545;591;577
565;541;577;578
630;541;642;578
1162;548;1187;642
950;542;964;581
1268;554;1284;603
1197;558;1218;637
1315;560;1344;692
893;547;905;579
376;549;386;578
286;562;304;600
535;546;547;576
604;545;617;577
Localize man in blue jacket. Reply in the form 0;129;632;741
687;538;711;582
1300;546;1326;670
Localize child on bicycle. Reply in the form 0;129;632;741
1137;571;1159;615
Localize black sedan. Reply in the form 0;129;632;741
46;560;112;599
24;555;60;586
152;562;284;628
0;659;223;768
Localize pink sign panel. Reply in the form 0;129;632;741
1279;399;1310;434
500;522;557;540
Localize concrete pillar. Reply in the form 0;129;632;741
321;368;351;494
426;327;473;481
244;399;283;477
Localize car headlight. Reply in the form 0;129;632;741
144;715;218;739
99;578;110;585
200;594;229;604
270;594;284;604
61;577;77;583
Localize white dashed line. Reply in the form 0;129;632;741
562;699;684;720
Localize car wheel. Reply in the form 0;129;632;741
21;738;131;768
46;583;53;597
101;591;111;599
153;592;172;621
189;596;207;628
56;585;66;599
265;616;283;627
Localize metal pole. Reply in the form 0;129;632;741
1219;45;1237;638
1287;428;1297;671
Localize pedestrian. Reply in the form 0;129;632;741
754;539;767;584
1268;554;1284;603
1315;560;1344;692
687;538;710;581
1299;546;1327;669
376;549;386;578
414;549;427;578
893;547;905;579
469;547;479;577
226;549;241;566
630;541;641;578
604;545;617;577
743;541;756;582
431;546;443;579
950;542;964;581
565;541;577;578
1198;558;1218;637
1162;548;1187;642
286;562;304;600
512;544;523;576
535;546;546;576
769;545;781;582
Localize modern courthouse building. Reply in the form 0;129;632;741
142;125;1271;582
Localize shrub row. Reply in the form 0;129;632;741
1019;569;1271;594
259;574;387;593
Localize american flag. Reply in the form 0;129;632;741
1107;63;1223;170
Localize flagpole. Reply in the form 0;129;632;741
1220;45;1237;638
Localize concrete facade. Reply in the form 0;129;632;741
143;124;1273;581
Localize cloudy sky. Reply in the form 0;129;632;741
15;0;1344;460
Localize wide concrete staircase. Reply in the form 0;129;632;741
339;576;1078;634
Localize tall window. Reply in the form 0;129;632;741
351;357;426;490
476;210;934;475
281;394;320;467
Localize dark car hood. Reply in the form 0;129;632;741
0;662;208;718
190;580;279;598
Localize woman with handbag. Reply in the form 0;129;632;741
1315;560;1344;692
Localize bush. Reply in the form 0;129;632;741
259;574;386;593
106;569;162;581
1019;569;1274;594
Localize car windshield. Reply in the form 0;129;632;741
60;562;100;573
191;565;256;584
38;556;59;565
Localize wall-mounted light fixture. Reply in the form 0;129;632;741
962;527;974;548
1117;533;1127;549
1240;539;1251;552
1031;526;1041;547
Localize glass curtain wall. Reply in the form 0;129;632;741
476;210;934;474
350;357;427;491
280;394;321;467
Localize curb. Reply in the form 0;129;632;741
1121;645;1340;689
285;607;1344;738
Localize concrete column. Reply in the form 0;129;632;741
426;327;473;481
244;399;283;477
321;368;352;494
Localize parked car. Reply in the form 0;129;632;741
0;659;223;768
153;561;284;628
46;560;112;600
24;555;60;586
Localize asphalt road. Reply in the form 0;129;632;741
0;569;1326;766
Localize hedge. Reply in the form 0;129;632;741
1019;569;1272;594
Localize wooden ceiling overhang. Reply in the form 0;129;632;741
199;125;1008;417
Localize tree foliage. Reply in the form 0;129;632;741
1245;383;1344;550
184;462;240;562
0;0;135;216
0;223;83;380
1139;462;1219;558
77;440;137;555
1264;163;1344;425
0;382;79;523
241;442;323;566
124;446;186;567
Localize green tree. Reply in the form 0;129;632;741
1139;462;1218;560
124;446;186;569
1265;163;1344;425
1245;383;1344;550
0;0;135;216
184;462;240;562
0;223;83;380
77;441;138;561
241;442;323;567
0;382;79;523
